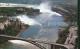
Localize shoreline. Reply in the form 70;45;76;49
52;8;70;43
0;7;70;48
0;27;27;48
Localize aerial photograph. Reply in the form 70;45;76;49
0;0;78;49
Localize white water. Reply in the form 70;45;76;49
8;2;63;49
16;2;62;26
17;15;41;25
25;2;62;16
36;2;61;16
10;2;62;45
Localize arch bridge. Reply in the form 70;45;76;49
0;35;68;49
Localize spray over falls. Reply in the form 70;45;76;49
17;2;62;26
17;15;41;25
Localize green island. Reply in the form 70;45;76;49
0;7;40;17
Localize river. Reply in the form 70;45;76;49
1;2;68;49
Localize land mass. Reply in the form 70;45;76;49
0;17;30;47
0;3;78;49
51;3;78;49
0;7;40;47
0;7;40;17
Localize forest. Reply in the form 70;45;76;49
0;7;40;16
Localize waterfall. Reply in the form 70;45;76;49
16;2;62;26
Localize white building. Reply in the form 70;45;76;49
0;23;4;29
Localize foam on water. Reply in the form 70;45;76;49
17;15;41;25
25;2;62;16
17;2;62;25
36;2;61;16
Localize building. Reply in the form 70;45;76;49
0;23;5;29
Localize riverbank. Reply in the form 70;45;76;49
0;7;40;48
51;4;77;23
0;25;29;48
52;5;77;45
0;17;30;48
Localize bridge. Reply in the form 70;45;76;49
0;35;68;49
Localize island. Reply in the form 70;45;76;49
0;7;40;17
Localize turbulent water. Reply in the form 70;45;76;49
17;15;40;25
2;2;68;49
17;2;67;42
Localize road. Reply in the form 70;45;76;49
65;26;77;49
